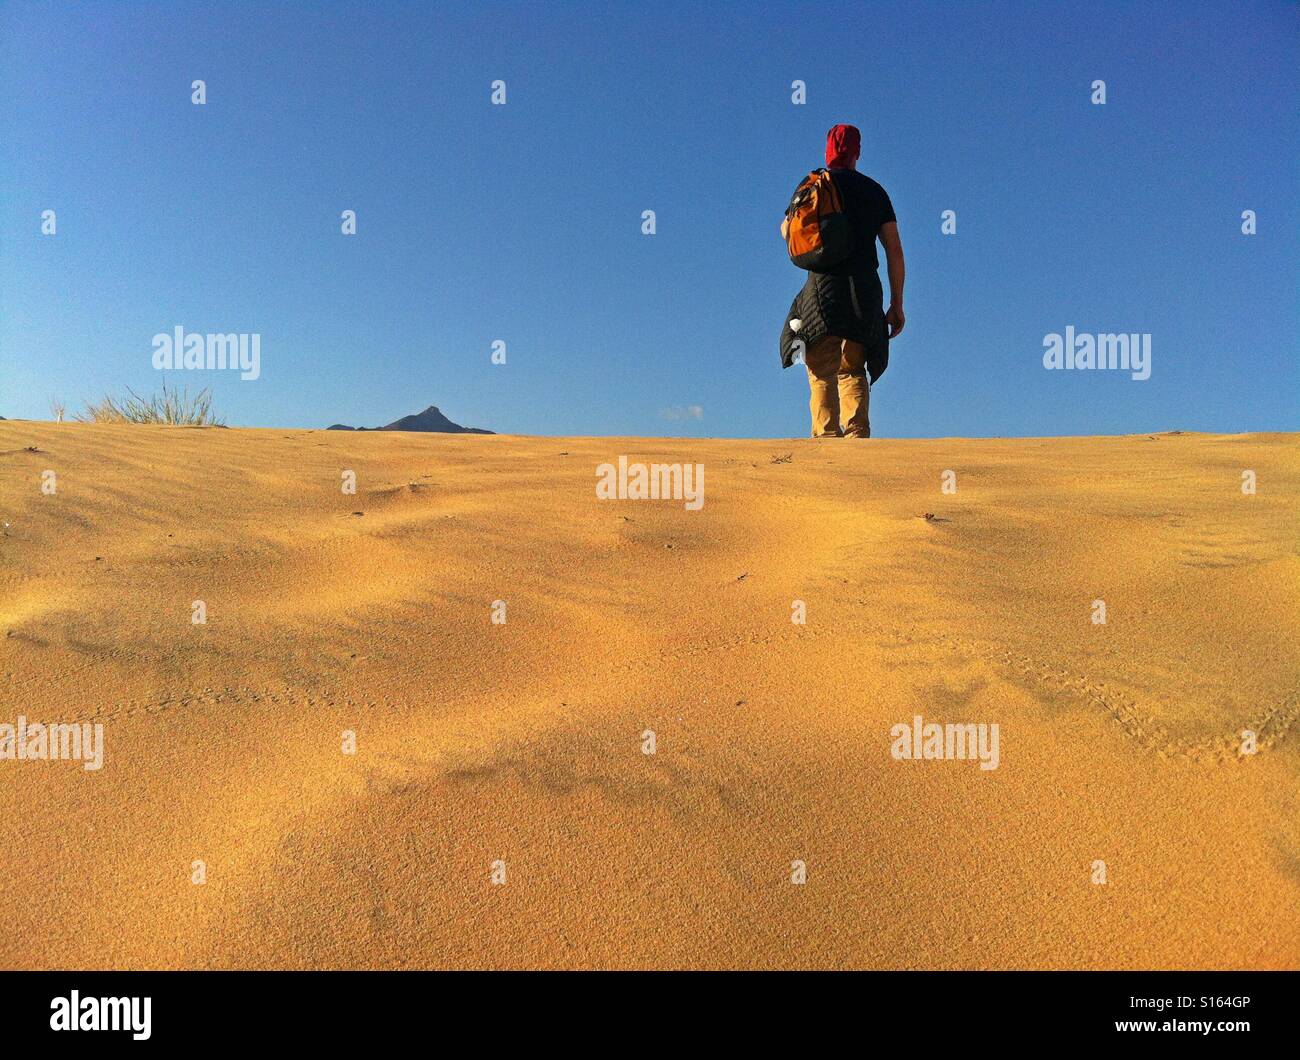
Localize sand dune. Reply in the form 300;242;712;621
1;421;1297;969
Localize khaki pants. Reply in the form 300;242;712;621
805;335;870;438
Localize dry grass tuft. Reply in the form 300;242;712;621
76;382;223;426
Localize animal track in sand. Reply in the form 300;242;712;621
591;620;1296;764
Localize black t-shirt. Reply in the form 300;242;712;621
820;168;895;276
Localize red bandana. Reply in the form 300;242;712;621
825;124;861;169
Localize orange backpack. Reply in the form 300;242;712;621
783;169;850;271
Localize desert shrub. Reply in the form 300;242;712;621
76;382;223;426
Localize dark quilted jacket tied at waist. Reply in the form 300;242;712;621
779;269;889;383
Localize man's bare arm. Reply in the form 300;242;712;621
879;221;905;338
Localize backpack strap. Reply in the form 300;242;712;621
817;168;843;213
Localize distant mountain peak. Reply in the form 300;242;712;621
326;404;493;434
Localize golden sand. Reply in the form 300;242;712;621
1;421;1296;969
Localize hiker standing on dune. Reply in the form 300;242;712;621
780;124;905;438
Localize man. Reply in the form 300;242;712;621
780;124;905;437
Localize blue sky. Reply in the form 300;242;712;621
1;0;1296;438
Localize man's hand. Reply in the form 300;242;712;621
886;302;905;338
879;221;905;337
